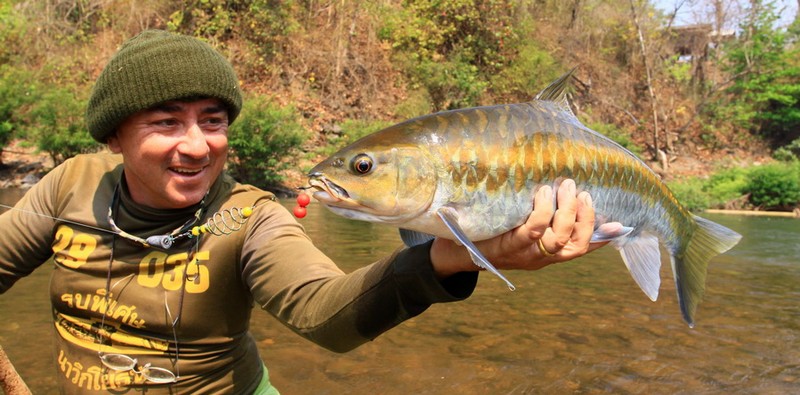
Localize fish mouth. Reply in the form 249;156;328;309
304;171;428;224
304;172;399;223
306;172;350;202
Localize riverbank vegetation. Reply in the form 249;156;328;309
0;0;798;211
668;160;800;211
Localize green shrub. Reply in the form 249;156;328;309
744;162;800;210
0;1;25;64
25;87;99;165
773;138;800;162
667;176;710;212
668;163;800;211
664;55;693;84
0;65;39;152
489;41;559;99
396;53;487;110
378;0;518;110
227;95;307;188
703;167;750;207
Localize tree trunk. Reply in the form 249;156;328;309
629;0;665;161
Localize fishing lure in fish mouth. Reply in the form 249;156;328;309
306;173;350;201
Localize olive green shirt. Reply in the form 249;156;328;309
0;153;477;394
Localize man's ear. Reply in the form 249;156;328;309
107;134;122;153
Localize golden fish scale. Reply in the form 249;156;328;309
430;104;693;244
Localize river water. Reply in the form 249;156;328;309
0;188;798;394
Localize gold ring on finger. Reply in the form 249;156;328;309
537;238;555;257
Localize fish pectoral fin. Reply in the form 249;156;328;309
590;223;634;243
436;207;516;291
399;229;436;247
612;233;661;301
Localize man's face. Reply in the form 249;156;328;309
108;98;229;209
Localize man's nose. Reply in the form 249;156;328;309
178;123;210;158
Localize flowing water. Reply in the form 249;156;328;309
0;188;798;394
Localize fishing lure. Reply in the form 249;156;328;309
146;205;257;249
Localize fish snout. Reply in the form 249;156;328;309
306;173;350;201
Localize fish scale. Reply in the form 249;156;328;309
435;102;668;225
428;99;698;261
307;70;741;326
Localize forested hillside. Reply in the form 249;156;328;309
1;0;799;209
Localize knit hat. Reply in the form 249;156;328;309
86;30;242;142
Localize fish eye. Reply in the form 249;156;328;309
350;154;374;175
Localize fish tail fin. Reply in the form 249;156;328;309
672;215;742;328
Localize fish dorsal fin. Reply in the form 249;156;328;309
533;68;576;117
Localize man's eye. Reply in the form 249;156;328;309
202;116;228;126
154;119;178;127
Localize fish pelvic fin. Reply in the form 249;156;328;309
399;229;435;247
612;232;662;302
533;68;577;117
436;207;516;291
672;215;742;328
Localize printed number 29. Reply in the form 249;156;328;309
52;226;97;269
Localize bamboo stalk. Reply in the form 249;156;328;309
0;345;31;395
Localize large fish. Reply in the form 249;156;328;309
306;70;742;327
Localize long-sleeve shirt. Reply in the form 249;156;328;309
0;153;478;394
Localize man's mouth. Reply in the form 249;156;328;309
170;166;205;175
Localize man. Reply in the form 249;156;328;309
0;30;608;394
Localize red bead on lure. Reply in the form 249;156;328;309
293;193;311;218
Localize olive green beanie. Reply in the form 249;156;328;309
86;30;242;142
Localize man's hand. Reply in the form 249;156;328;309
430;179;620;278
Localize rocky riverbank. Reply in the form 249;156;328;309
0;142;52;189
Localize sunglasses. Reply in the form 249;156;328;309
98;352;178;384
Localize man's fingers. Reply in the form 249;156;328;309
526;184;554;240
569;191;596;254
545;179;579;252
